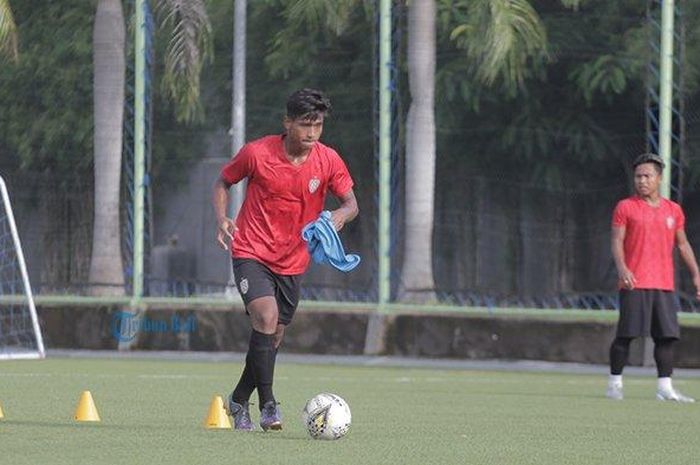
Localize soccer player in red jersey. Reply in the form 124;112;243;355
212;89;359;430
606;153;700;402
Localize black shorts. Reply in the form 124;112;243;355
232;258;301;326
616;289;680;339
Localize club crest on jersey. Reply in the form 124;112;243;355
239;278;249;295
666;216;675;229
308;177;320;194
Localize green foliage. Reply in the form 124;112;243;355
248;1;374;149
154;0;213;123
261;0;366;80
433;1;657;189
5;0;700;194
570;55;630;105
0;0;18;61
256;0;678;191
0;0;94;186
444;0;549;94
283;0;360;37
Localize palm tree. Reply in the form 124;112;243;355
3;0;212;295
89;0;211;295
399;0;437;302
398;0;555;301
89;0;126;295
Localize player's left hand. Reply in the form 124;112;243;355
693;275;700;300
216;216;237;250
329;211;346;232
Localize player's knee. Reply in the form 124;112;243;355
248;298;279;332
249;310;277;333
258;313;278;332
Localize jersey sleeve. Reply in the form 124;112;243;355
220;143;255;185
327;150;354;197
675;204;686;230
611;201;628;228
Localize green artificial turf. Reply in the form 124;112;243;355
0;358;698;465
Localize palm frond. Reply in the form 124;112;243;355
154;0;213;123
0;0;18;62
449;0;548;92
264;0;363;78
284;0;357;36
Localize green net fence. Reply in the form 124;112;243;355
1;0;699;312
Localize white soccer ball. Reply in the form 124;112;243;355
301;393;351;440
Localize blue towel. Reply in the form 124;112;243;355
302;211;361;272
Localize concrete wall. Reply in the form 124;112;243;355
36;305;700;368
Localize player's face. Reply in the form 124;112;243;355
634;163;661;197
284;115;325;150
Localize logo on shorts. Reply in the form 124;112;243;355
308;177;320;194
239;278;249;295
666;216;675;229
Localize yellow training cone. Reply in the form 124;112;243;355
74;391;101;422
0;402;4;419
204;395;231;429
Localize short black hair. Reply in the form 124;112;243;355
633;153;664;174
286;88;331;121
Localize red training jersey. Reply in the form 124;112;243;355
220;134;354;275
611;196;685;291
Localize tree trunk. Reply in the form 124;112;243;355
89;0;125;295
398;0;436;302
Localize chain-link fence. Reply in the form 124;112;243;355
2;1;699;312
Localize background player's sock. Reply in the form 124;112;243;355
657;377;673;392
609;337;631;375
653;338;675;378
608;374;622;388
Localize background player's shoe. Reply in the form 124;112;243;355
260;400;282;431
606;384;623;400
226;396;255;431
656;388;695;403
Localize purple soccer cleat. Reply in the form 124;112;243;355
226;396;255;431
259;400;283;431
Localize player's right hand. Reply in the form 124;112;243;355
216;217;237;250
619;269;636;290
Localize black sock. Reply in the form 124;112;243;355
232;350;256;404
249;329;276;408
654;338;675;378
610;337;632;375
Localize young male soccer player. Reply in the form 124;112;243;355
607;153;700;402
212;89;359;430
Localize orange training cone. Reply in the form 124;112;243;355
74;391;101;422
204;395;231;429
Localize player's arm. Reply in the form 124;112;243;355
676;228;700;299
329;189;359;232
611;225;635;289
212;177;237;250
